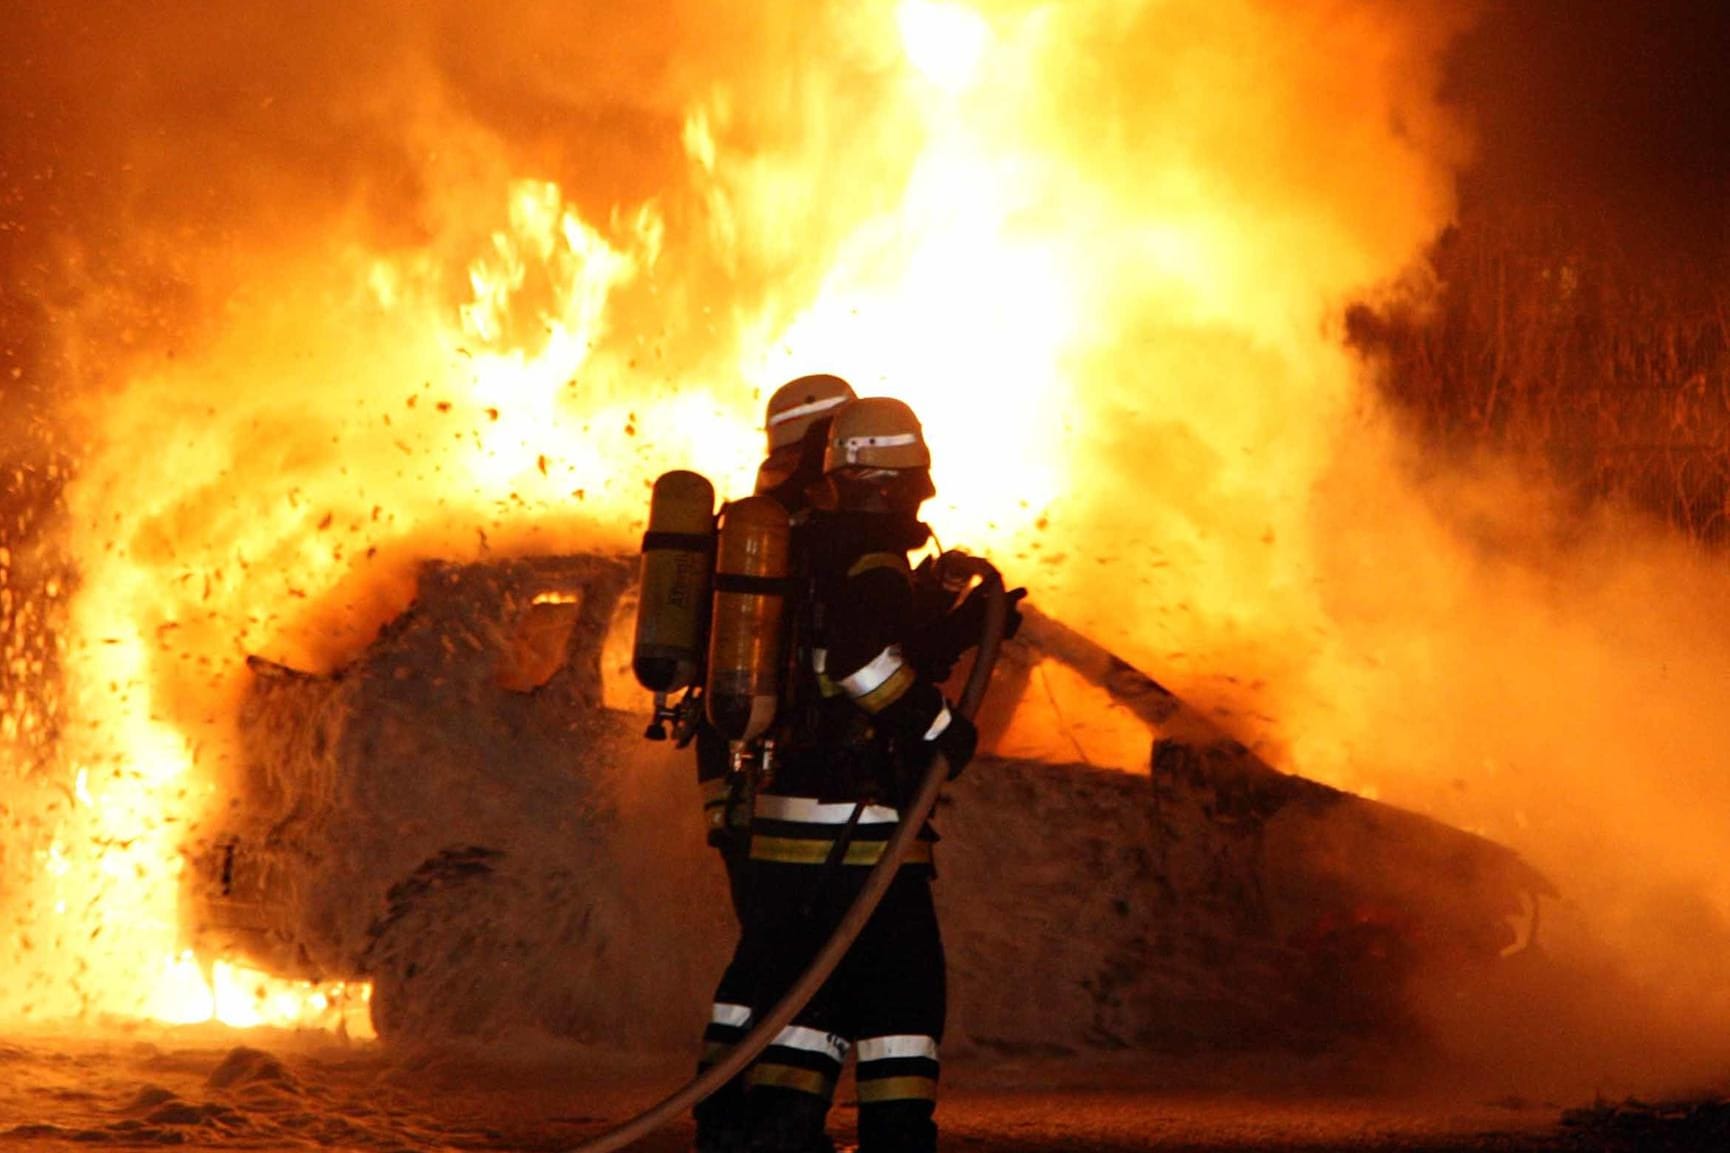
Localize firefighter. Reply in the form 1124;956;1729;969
696;374;859;912
695;396;986;1153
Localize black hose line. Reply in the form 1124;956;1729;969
564;559;1008;1153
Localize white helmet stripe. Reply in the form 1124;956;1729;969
767;394;849;428
840;432;920;464
842;433;919;447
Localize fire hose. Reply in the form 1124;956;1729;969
566;556;1008;1153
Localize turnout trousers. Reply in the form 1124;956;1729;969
694;806;945;1153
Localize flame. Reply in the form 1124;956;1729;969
0;0;1470;1032
898;0;991;92
153;952;374;1037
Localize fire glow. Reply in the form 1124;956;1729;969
0;0;1485;1031
4;0;1729;1081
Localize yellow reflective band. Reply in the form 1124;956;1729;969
854;664;914;714
749;836;933;867
702;778;730;828
747;1063;835;1099
846;551;911;579
856;1075;938;1104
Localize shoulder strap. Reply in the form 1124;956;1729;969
846;550;912;581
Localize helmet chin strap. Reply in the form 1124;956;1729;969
840;489;893;514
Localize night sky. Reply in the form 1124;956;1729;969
1449;0;1730;255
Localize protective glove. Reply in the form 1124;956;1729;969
888;705;978;810
911;590;1025;683
906;638;959;685
941;584;1026;653
910;553;950;605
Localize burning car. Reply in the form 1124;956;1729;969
187;553;1552;1050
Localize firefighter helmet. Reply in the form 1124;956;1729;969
823;397;931;474
765;374;856;454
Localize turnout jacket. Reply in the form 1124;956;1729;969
780;511;961;800
697;509;976;867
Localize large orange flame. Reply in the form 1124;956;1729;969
0;0;1474;1030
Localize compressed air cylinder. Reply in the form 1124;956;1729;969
632;470;717;693
705;494;791;743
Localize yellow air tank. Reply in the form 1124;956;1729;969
632;470;717;693
706;494;792;743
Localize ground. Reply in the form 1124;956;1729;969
0;1026;1685;1152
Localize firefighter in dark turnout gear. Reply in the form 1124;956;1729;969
696;375;859;914
694;397;981;1153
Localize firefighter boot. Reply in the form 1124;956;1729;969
694;1115;749;1153
693;1073;750;1153
745;1089;835;1153
857;1100;936;1153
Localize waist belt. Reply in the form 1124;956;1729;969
749;834;933;867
